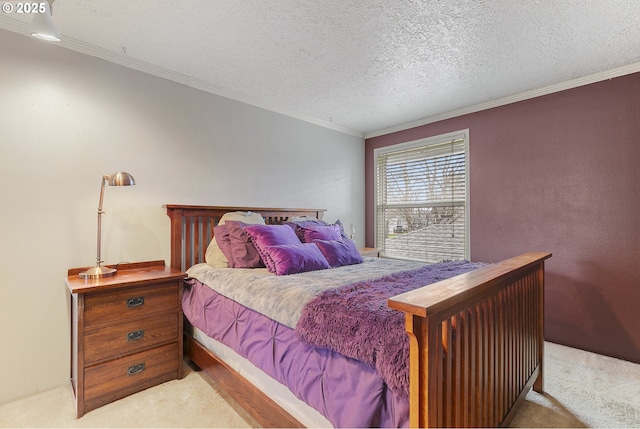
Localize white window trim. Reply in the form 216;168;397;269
373;129;470;261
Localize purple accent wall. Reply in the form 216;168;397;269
365;72;640;364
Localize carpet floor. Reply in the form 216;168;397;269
1;342;638;428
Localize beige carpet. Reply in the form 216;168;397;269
1;342;638;428
511;342;640;428
0;362;258;428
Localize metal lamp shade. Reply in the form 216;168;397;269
79;171;136;278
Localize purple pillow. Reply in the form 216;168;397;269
244;224;302;273
263;243;330;275
333;219;349;239
225;221;264;268
284;219;349;241
214;224;234;267
299;224;342;243
313;238;364;268
283;219;327;228
283;219;328;241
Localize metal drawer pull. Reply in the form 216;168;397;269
127;330;144;342
126;296;144;308
127;363;145;376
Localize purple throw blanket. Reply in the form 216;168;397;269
295;260;487;397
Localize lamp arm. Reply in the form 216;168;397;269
95;176;108;266
80;171;134;278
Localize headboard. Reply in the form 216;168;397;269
164;204;326;272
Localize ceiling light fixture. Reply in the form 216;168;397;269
30;0;61;42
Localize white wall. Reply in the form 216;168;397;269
0;29;364;404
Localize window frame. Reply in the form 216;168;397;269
373;129;470;262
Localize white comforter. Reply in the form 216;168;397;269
186;257;427;328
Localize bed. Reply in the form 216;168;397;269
164;204;551;428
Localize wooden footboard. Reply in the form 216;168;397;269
389;252;551;428
165;204;550;428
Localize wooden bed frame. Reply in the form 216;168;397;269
164;204;551;428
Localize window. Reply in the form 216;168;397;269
374;131;468;262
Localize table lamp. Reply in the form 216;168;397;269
79;171;136;278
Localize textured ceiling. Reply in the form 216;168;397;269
2;0;640;137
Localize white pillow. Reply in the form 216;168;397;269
204;211;266;268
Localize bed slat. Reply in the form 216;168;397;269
164;205;326;272
165;204;550;428
389;252;550;428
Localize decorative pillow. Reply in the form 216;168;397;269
263;243;330;276
205;234;229;268
214;224;234;267
333;219;349;239
299;224;342;243
283;219;328;241
284;218;349;241
225;221;264;268
313;238;364;268
204;211;265;268
244;224;302;273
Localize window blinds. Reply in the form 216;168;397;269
375;136;467;262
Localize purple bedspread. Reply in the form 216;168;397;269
182;260;486;427
183;278;409;428
296;260;487;396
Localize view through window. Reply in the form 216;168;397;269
375;132;468;262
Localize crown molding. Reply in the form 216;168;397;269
0;17;365;139
365;62;640;139
3;15;638;142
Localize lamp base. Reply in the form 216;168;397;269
79;265;117;279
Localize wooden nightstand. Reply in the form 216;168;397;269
66;260;186;418
359;247;380;257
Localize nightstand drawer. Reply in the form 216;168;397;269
84;282;179;327
84;343;180;405
67;261;185;418
84;312;179;364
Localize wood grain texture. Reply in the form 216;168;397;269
82;282;179;326
66;262;186;418
389;252;551;427
83;343;179;401
166;204;551;428
84;312;179;365
163;205;326;272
